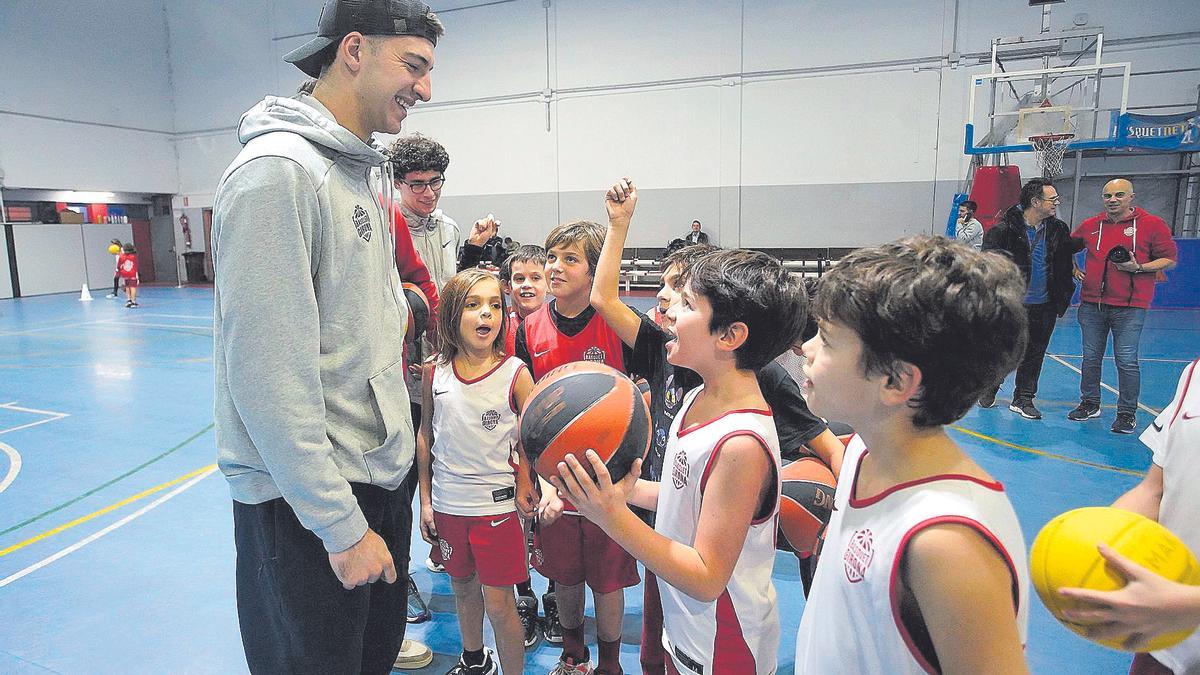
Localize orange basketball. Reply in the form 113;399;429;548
519;362;651;484
777;457;837;555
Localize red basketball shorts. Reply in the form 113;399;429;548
531;513;640;593
432;511;529;587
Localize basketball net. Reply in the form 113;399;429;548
1030;133;1074;178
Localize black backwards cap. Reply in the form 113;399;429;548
284;0;440;78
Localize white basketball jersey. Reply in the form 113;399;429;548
794;435;1029;674
656;386;781;675
1141;358;1200;675
430;356;525;516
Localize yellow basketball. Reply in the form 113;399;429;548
107;244;121;255
1031;506;1200;652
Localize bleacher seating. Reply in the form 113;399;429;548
616;246;855;290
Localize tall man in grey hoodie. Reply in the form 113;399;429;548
212;1;443;672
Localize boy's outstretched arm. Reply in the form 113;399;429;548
554;435;771;603
906;524;1029;675
591;177;642;347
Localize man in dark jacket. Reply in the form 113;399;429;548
980;177;1085;419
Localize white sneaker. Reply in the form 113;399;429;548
394;639;433;670
425;557;446;574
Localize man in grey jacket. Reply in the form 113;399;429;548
212;1;442;672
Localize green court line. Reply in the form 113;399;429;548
0;423;214;537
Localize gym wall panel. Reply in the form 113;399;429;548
174;132;247;201
554;87;724;191
0;116;179;194
742;1;947;71
399;101;559;196
10;225;87;297
437;192;560;248
558;186;720;248
553;0;738;90
419;0;549;103
165;0;277;134
740;70;943;185
738;181;950;248
0;0;174;132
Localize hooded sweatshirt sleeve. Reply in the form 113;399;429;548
214;156;367;553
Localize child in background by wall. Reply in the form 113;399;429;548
118;243;140;308
416;269;537;675
107;239;123;299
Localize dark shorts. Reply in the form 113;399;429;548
433;510;529;586
232;481;412;675
531;514;640;593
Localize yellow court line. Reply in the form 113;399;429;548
949;425;1145;478
0;464;217;558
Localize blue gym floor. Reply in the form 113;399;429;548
0;287;1196;674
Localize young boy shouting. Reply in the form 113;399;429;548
553;247;807;674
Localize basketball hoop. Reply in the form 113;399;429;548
1029;133;1075;178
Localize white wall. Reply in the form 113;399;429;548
3;0;1197;251
0;0;179;194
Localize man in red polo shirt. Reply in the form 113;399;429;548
1068;178;1178;434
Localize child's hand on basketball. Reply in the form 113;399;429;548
605;177;637;226
538;487;564;525
552;450;641;525
419;503;438;545
1058;543;1200;650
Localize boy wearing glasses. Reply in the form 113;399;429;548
980;177;1085;420
389;133;460;289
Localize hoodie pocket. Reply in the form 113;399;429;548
365;359;414;486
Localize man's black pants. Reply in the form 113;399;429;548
233;481;412;675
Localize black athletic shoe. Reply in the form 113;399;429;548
1111;412;1137;435
1009;399;1042;420
1067;401;1102;421
445;648;497;675
542;591;563;644
517;593;541;648
978;391;997;408
406;577;431;624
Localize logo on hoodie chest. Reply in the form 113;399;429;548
352;205;372;242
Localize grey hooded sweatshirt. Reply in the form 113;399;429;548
213;94;413;553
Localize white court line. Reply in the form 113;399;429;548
0;403;69;437
0;442;21;493
1049;354;1193;365
1048;355;1162;417
137;313;209;320
0;467;217;588
0;321;105;337
94;321;213;332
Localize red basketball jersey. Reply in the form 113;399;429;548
117;254;138;279
522;305;626;380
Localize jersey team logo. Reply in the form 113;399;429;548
481;409;500;430
352;205;372;242
438;537;453;562
582;346;605;363
655;427;668;449
671;449;689;489
843;528;874;583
